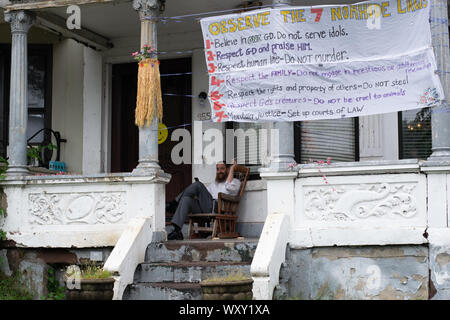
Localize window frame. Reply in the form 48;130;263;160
294;117;360;164
0;43;53;157
397;109;432;160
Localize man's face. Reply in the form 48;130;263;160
215;163;227;182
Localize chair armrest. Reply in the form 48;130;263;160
218;192;240;203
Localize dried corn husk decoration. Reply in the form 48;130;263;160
135;58;163;127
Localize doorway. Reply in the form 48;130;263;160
111;57;192;202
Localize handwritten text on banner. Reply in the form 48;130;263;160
200;0;444;122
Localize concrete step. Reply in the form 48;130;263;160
145;239;258;263
134;261;251;283
123;282;202;300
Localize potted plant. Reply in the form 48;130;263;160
200;270;253;300
64;262;114;300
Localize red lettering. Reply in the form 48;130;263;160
213;101;225;110
210;76;224;87
210;91;223;101
215;111;228;122
311;8;323;22
208;63;216;73
207;51;216;61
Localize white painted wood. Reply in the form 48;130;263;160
251;213;289;300
289;227;427;249
102;63;113;173
52;39;84;174
359;115;383;160
382;112;399;160
82;46;103;175
104;217;153;300
427;173;448;227
447;174;450;227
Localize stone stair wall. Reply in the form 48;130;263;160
123;239;258;300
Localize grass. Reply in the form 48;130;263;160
0;270;33;300
66;262;112;280
202;270;251;283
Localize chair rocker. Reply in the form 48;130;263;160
188;165;250;239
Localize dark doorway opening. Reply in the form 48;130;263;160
111;57;192;202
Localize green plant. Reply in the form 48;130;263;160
65;262;112;281
0;270;33;300
0;156;7;177
79;262;112;280
202;270;251;283
42;267;65;300
27;143;57;165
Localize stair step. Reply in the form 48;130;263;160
134;261;251;283
145;239;258;263
123;282;202;300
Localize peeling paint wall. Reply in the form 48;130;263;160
274;245;429;300
429;231;450;300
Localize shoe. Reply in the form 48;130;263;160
167;229;183;240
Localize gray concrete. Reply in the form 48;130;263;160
17;252;49;300
145;239;258;263
4;10;35;176
429;241;450;299
123;282;202;300
0;249;12;276
428;0;450;162
274;245;429;300
135;262;251;283
124;238;257;299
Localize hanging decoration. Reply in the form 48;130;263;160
132;45;163;128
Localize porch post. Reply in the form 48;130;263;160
132;0;165;174
4;10;35;176
269;0;296;171
427;0;450;162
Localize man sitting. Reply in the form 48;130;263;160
167;161;241;240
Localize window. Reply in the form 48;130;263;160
294;118;358;163
399;108;431;160
226;122;268;178
0;44;52;158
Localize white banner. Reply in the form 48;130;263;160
200;0;444;122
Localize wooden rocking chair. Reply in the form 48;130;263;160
188;165;250;239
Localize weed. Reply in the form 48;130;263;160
0;270;33;300
66;261;112;280
42;267;65;300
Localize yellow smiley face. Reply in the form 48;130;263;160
158;123;168;144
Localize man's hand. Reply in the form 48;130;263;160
227;159;237;183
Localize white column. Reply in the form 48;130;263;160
132;0;164;174
4;10;35;176
268;0;296;172
428;0;450;162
